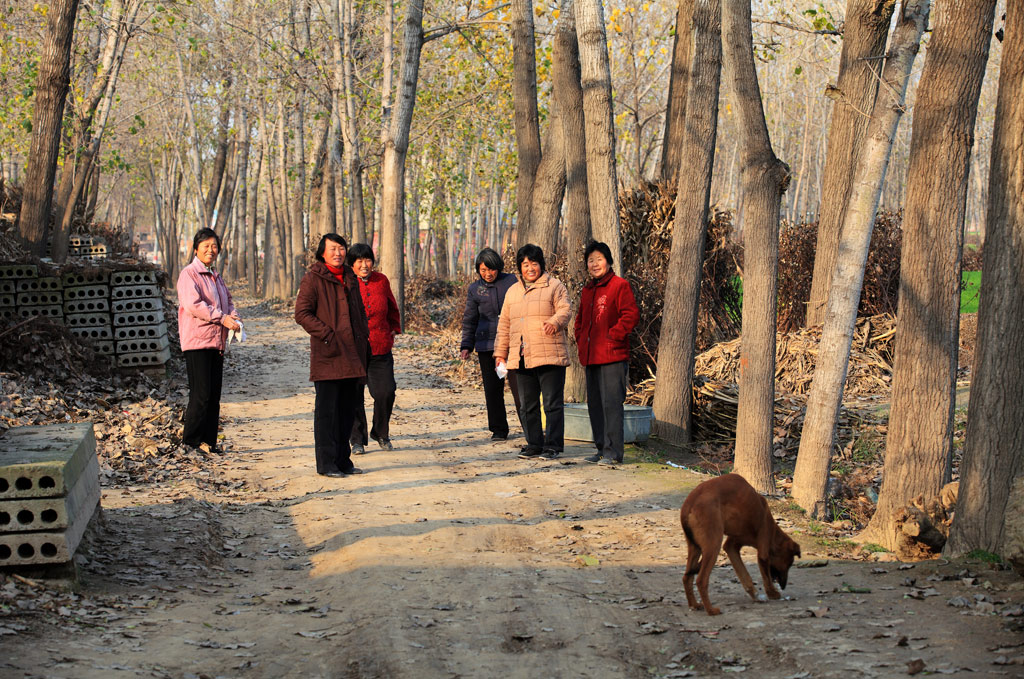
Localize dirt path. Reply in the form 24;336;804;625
3;304;1022;678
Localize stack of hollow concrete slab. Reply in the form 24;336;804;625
1;263;63;325
111;269;170;367
0;423;100;567
63;267;114;356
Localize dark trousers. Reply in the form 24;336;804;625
183;348;224;448
477;350;522;436
516;363;566;453
314;378;361;474
586;361;629;462
351;352;397;445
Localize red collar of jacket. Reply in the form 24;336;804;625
585;270;616;289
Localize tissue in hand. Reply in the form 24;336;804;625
495;362;508;379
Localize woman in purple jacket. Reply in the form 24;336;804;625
176;228;241;453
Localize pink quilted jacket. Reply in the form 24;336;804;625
494;272;571;369
176;257;236;351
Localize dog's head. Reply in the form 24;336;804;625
769;534;802;590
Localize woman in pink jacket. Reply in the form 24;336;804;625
176;228;241;453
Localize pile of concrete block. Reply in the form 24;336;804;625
0;423;100;567
68;235;109;261
1;263;64;324
111;269;170;367
1;262;170;369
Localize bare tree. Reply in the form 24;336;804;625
380;0;425;325
18;0;80;256
792;0;930;516
576;0;622;263
864;0;997;549
658;0;695;183
651;0;722;446
722;0;790;493
511;0;542;245
805;0;896;327
946;4;1024;561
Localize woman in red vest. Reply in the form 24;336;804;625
347;243;402;453
573;241;639;466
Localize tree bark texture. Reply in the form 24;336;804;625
528;106;567;257
945;5;1024;558
576;0;622;263
18;0;80;256
864;0;997;549
380;0;424;326
805;0;896;327
341;0;368;244
792;0;930;517
658;0;695;183
511;0;543;246
722;0;790;493
205;88;234;225
651;0;722;446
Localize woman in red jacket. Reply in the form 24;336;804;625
573;241;639;466
347;243;402;453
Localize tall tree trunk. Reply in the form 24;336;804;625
528;107;566;257
205;83;234;224
247;135;263;296
805;0;896;327
214;138;239;236
510;0;542;246
18;0;80;256
792;0;930;516
380;0;424;326
863;0;996;548
275;101;293;290
946;4;1024;559
340;0;368;243
576;0;622;263
652;0;722;446
723;0;790;493
658;0;695;183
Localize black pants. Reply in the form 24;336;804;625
477;350;522;436
351;352;397;445
314;378;361;474
586;361;629;462
183;348;224;448
516;363;566;453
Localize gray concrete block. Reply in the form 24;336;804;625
64;297;110;314
93;340;115;356
70;325;113;341
0;491;100;566
0;293;13;308
16;290;62;307
0;280;14;294
113;309;165;327
111;298;162;313
114;322;167;340
116;335;169;354
116;346;171;367
65;312;111;328
0;455;99;532
0;423;96;500
63;284;109;301
68;235;94;247
62;269;110;287
17;305;63;321
0;308;14;321
16;277;61;292
0;264;39;279
111;270;159;286
110;285;160;300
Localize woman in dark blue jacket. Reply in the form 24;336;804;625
460;248;522;440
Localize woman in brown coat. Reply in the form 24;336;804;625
494;244;571;460
295;234;370;477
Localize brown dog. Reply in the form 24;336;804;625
680;473;801;615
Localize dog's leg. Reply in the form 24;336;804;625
757;557;782;599
695;532;723;616
724;537;759;601
682;533;703;611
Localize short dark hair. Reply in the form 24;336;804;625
315;233;348;262
475;247;504;275
584;241;614;268
192;228;221;254
346;243;375;266
515;243;546;276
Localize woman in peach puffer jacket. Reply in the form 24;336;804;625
494;244;571;461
